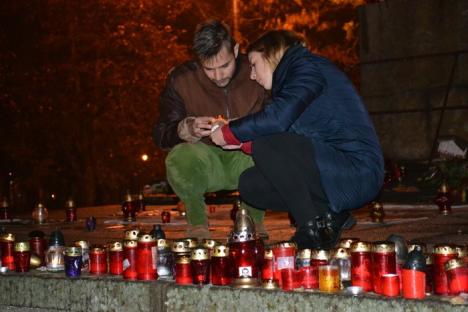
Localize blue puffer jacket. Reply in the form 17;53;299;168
230;45;384;213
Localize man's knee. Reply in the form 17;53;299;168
166;143;206;174
165;143;216;192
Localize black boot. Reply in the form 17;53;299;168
326;210;356;231
291;216;336;249
317;210;356;250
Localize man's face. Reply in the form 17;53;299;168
201;44;239;88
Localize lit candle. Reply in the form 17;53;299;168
14;242;31;272
64;246;82;277
319;265;340;293
191;248;211;285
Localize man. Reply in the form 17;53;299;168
153;20;268;239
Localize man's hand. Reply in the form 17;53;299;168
188;116;214;138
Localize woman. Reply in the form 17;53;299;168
211;30;384;249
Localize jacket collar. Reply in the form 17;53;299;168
271;44;307;95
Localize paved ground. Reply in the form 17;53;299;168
1;201;467;248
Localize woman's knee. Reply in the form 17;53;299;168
239;167;265;200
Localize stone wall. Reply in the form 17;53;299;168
359;0;468;160
0;272;466;312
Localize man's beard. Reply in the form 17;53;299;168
213;78;230;87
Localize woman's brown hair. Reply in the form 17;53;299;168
247;30;306;71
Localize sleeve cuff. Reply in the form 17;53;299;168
241;141;252;154
221;125;241;145
177;117;200;143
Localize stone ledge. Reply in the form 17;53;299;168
0;271;466;312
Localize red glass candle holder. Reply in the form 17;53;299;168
272;242;296;287
211;245;231;286
191;248;210;285
89;247;107;275
433;245;457;295
161;211;171;223
434;183;451;215
29;236;47;266
402;269;426;299
381;274;400;297
261;250;275;281
372;242;397;294
311;249;329;286
175;255;192;285
300;265;318;289
122;193;136;222
229;240;259;279
123;240;138;280
281;268;295;291
311;249;329;268
351;241;373;292
65;199;77;222
14;242;31;272
136;234;157;280
108;242;124;275
445;259;468;295
1;233;16;271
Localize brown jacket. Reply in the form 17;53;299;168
153;55;267;150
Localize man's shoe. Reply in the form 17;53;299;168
255;222;269;240
186;224;211;240
291;216;335;249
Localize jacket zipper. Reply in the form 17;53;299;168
224;88;231;119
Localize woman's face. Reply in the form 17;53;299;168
248;51;273;90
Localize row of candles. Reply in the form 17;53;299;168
1;208;467;299
1;231;467;297
1;180;457;228
1;192;148;224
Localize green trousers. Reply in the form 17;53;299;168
165;142;264;225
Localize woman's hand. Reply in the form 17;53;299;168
210;127;227;146
222;144;242;150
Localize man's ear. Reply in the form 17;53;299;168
234;43;239;58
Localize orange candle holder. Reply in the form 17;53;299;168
319;265;340;293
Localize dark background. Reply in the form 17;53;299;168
0;0;364;209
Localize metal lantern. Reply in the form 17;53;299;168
229;208;259;288
32;203;48;224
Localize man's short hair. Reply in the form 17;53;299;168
193;20;235;61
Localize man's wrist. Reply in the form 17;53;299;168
177;117;201;143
